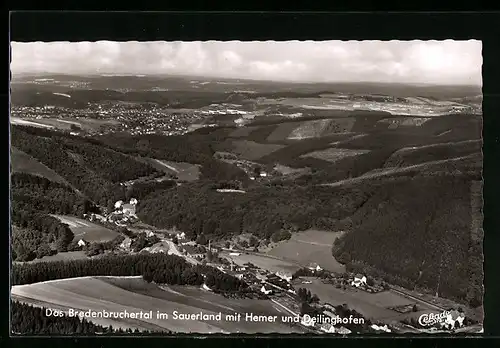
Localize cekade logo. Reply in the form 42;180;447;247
418;311;451;326
418;310;466;329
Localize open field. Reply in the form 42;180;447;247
222;252;301;274
11;117;54;128
287;119;355;140
145;159;200;181
52;215;120;242
11;276;302;333
231;140;286;161
27;251;89;263
273;164;311;176
296;278;436;323
11;146;68;185
301;148;371;163
267;230;345;273
11;117;119;131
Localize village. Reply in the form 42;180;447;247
69;197;477;335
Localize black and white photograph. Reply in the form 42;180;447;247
9;39;483;335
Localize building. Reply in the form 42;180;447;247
122;203;136;216
308;263;323;272
371;324;391;333
260;285;273;295
320;323;336;333
176;232;186;240
114;200;124;209
77;239;86;247
275;271;293;282
336;327;352;335
351;274;367;287
129;198;138;205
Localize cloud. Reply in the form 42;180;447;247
10;40;482;85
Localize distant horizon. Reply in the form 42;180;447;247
11;71;483;89
10;41;482;86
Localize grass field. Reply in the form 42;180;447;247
52;215;120;242
231;140;286;161
144;159;200;181
287;119;355;140
222;252;301;274
301;148;370;163
11;276;302;334
296;278;436;323
11;147;69;185
12;117;120;131
27;251;89;263
267;230;346;273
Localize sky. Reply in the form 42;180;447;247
10;40;482;85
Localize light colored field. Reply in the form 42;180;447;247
27;251;89;263
147;159;200;182
231;140;285;160
223;252;301;274
11;117;54;128
301;148;370;163
52;215;120;242
273;164;311;176
11;146;69;185
267;230;345;273
378;117;431;127
287;119;355;140
11;276;302;334
297;278;434;322
13;117;119;131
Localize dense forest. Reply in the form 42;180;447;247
332;174;483;308
11;301;164;335
11;172;96;216
57;136;161;183
136;182;373;241
11;126;125;206
10;172;98;261
12;253;248;293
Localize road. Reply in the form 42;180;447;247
164;239;199;265
319;154;478;188
389;288;445;312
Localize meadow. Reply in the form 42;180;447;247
296;278;436;323
11;146;68;185
267;230;346;273
52;215;120;242
11;276;302;334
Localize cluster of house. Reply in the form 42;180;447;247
108;198;139;225
306;303;353;334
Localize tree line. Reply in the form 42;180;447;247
11;212;74;261
11;253;248;293
11;301;165;335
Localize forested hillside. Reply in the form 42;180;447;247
136;182;374;241
10;172;98;261
332;174;483;308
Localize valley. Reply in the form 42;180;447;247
9;74;483;335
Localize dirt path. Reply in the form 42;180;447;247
320;154;478;188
